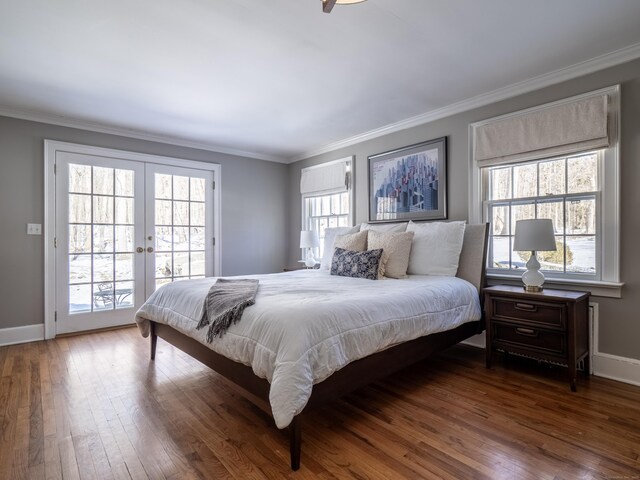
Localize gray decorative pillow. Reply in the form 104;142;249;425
330;247;383;280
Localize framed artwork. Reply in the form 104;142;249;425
368;137;447;222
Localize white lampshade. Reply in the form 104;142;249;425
513;219;556;292
300;230;319;249
513;219;557;252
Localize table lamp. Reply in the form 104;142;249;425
300;230;320;268
513;219;557;292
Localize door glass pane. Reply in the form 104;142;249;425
153;172;208;290
115;281;134;309
69;194;91;223
115;254;134;281
173;201;189;226
173;252;189;277
115;226;134;252
69;164;91;193
191;178;205;201
155;226;173;251
93;225;114;253
155;200;172;225
67;163;137;314
69;284;91;313
69;225;91;253
93;167;114;195
69;254;91;284
93;196;113;224
173;227;189;251
115;197;133;224
173;176;190;200
94;254;114;282
155;174;172;199
115;169;134;196
190;203;205;226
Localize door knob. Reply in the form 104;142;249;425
136;247;144;253
147;247;154;253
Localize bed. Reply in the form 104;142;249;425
135;223;488;470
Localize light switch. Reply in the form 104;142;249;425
27;223;42;235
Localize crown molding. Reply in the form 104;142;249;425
2;41;640;165
291;41;640;162
0;106;287;163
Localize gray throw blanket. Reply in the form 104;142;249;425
196;278;259;342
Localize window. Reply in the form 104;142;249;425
470;86;620;294
303;191;350;259
300;157;353;260
486;152;599;278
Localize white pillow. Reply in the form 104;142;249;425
320;225;361;269
360;222;407;233
406;221;466;276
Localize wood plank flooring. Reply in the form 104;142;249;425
1;326;639;479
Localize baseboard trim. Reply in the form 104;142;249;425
461;333;486;349
592;352;640;387
0;324;45;347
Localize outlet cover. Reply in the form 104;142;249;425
27;223;42;235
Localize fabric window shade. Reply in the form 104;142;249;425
475;94;609;168
300;161;349;195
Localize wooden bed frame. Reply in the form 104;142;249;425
148;223;489;470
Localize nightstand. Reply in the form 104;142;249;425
484;285;590;391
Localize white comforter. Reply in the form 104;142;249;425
135;270;481;429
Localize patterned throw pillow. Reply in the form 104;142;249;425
330;247;383;280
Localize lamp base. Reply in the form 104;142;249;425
523;285;543;293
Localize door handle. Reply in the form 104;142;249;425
147;247;154;253
136;247;144;253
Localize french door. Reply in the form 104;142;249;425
54;151;214;335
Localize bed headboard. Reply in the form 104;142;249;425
455;223;489;295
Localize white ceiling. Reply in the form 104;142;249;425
1;0;640;163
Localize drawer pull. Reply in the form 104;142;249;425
515;327;538;337
514;302;537;312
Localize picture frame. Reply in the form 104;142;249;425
368;137;447;223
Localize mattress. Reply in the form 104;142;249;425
135;269;481;428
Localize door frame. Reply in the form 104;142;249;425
44;140;222;340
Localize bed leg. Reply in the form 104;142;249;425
289;415;301;471
150;323;158;361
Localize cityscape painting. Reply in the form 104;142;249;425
368;137;447;222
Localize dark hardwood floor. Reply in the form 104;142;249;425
1;326;639;479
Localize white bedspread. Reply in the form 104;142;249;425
135;270;481;429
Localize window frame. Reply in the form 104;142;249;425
468;85;621;297
301;157;354;260
484;152;601;280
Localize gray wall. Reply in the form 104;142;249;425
288;58;640;361
0;116;289;330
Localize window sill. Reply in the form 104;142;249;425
486;273;623;298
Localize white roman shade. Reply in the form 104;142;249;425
474;93;610;167
300;158;350;195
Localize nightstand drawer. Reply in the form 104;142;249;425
492;322;566;357
493;297;565;329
